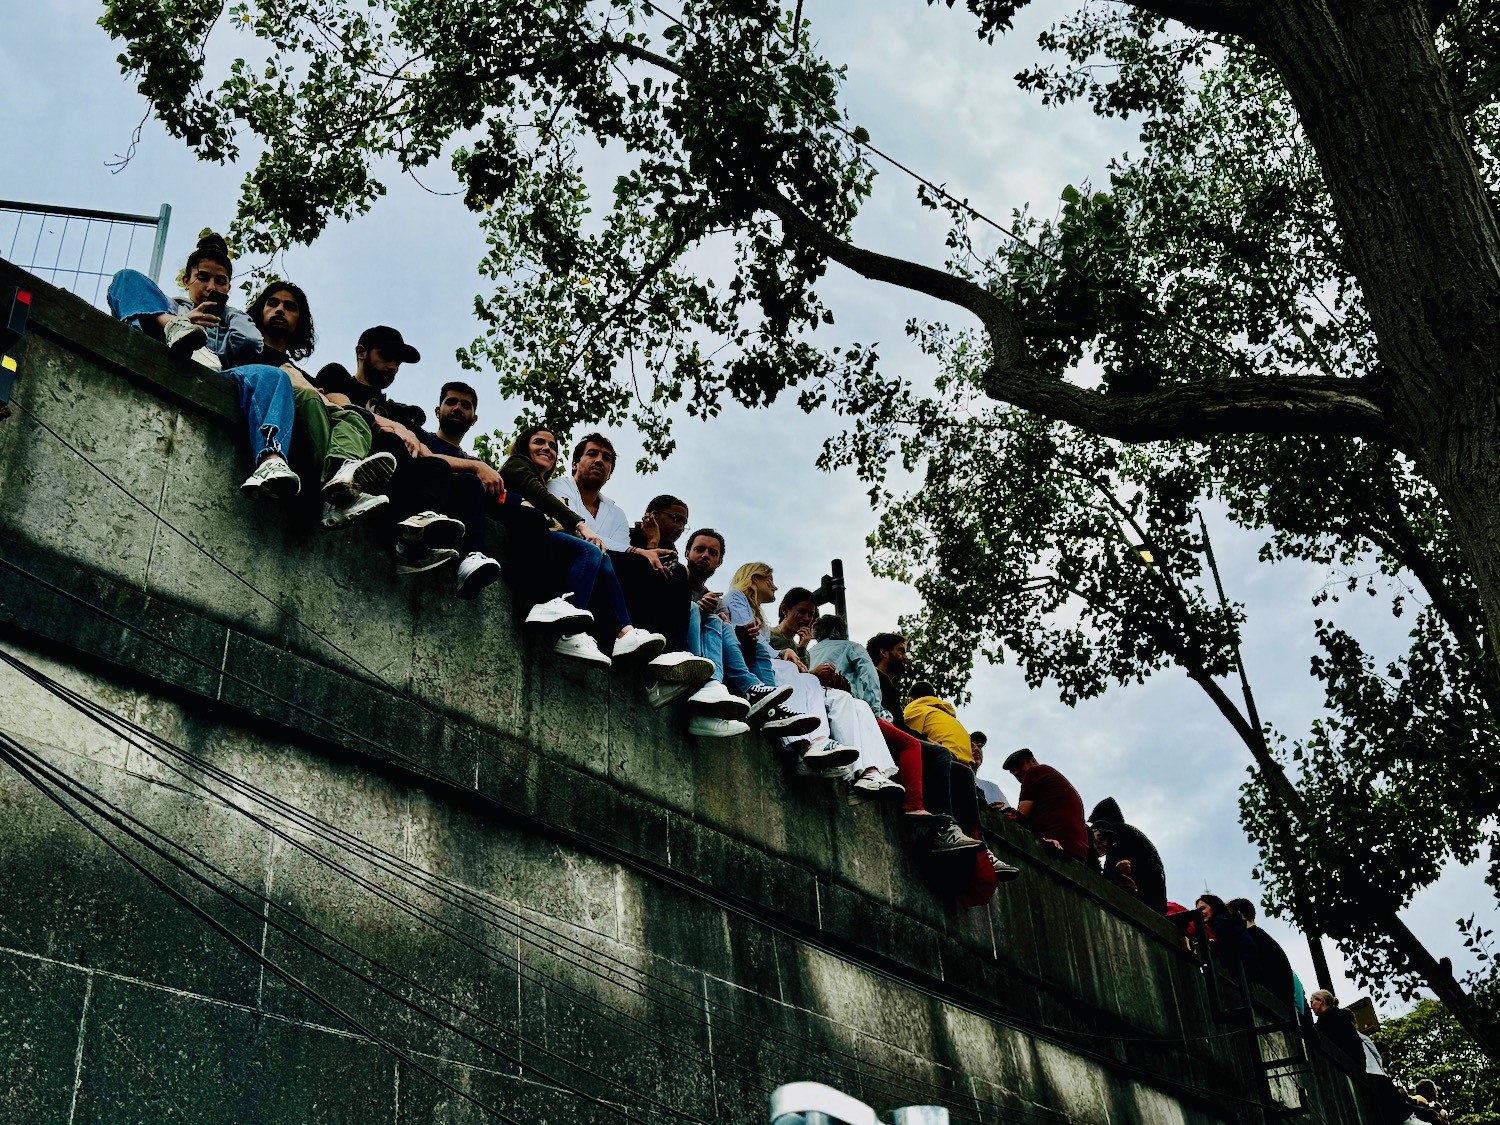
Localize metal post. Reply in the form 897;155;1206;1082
812;559;847;621
892;1108;950;1125
147;203;172;284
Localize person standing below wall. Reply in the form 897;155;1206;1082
1002;748;1090;862
108;233;301;500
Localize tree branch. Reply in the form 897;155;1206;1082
980;366;1388;444
1122;0;1259;37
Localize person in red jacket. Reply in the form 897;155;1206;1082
1002;748;1090;861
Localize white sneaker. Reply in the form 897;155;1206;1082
647;681;698;710
398;510;465;548
611;629;667;663
800;739;859;769
191;346;222;371
394;544;459;575
685;681;751;719
846;769;906;806
455;552;501;599
524;594;592;635
240;456;301;500
646;651;714;685
163;315;206;356
554;632;611;668
323;451;397;507
688;716;750;738
321;493;388;529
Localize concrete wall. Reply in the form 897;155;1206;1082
0;259;1372;1124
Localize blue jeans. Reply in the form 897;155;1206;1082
688;604;771;695
548;531;631;628
225;364;296;466
107;268;175;330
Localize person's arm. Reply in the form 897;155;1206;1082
501;455;594;534
428;449;506;498
372;415;425;457
848;648;886;712
1016;799;1035;818
594;499;633;553
219;306;264;365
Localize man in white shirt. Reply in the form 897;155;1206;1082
548;433;632;549
549;432;707;688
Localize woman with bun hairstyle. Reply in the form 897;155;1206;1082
108;234;301;499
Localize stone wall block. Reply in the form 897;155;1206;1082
0;952;89;1125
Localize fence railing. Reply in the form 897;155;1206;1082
0;200;171;310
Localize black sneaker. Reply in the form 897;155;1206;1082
760;705;821;738
746;683;793;721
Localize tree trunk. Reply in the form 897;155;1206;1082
1257;0;1500;659
1234;0;1500;1053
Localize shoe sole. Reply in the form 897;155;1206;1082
846;788;879;806
525;610;593;635
759;712;821;737
613;636;668;663
801;744;859;768
456;566;501;600
396;552;458;575
932;839;983;853
557;651;612;668
648;682;698;710
323;496;388;530
688;723;749;738
400;517;465;549
647;656;714;684
240;477;299;502
745;684;794;720
352;452;397;491
168;328;207;355
685;695;751;720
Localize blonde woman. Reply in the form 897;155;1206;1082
725;563;868;774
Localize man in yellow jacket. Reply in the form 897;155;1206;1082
902;681;974;767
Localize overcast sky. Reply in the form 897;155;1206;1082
4;0;1491;1015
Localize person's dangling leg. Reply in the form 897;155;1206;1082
879;720;926;813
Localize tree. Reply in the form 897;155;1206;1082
99;0;1500;1049
1376;995;1500;1123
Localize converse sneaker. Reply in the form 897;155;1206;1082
745;683;793;721
758;705;821;738
554;632;611;668
611;629;667;663
647;681;698;709
191;347;222;371
321;493;388;529
394;544;459;575
323;451;397;507
398;510;466;548
645;651;714;685
524;594;592;635
240;456;301;500
684;681;751;719
799;739;859;769
455;552;502;599
687;716;750;738
163;315;206;356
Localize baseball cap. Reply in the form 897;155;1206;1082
357;325;421;364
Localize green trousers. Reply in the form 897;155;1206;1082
291;387;373;483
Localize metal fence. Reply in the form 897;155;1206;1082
0;200;171;310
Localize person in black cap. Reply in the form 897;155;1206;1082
313;328;469;577
1087;797;1168;913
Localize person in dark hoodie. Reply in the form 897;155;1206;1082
1088;797;1168;914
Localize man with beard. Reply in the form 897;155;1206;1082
548;433;710;687
417;380;580;607
248;282;393;527
313;328;467;577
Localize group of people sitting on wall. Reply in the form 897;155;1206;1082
104;235;1043;878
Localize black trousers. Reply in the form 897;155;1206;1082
919;741;980;838
608;549;690;650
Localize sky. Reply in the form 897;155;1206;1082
3;0;1492;1016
